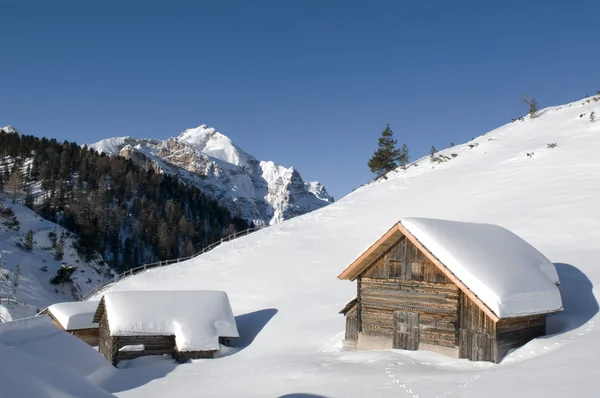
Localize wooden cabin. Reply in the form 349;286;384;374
338;218;563;363
39;301;100;345
93;290;239;365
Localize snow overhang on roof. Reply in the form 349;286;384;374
45;301;101;330
94;290;239;352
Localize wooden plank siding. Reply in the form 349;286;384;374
357;237;460;348
458;291;497;362
495;314;546;361
72;328;99;346
345;305;358;341
393;311;419;350
98;312;117;365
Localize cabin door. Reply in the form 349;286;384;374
393;311;420;350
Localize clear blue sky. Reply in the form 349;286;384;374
1;1;599;199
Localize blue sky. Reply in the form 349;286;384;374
1;1;599;199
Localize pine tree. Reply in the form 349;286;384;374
368;124;402;179
430;146;437;161
25;230;34;252
399;144;410;169
54;233;65;261
13;264;21;291
521;95;539;119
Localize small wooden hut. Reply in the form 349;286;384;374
93;290;239;365
338;218;563;363
39;301;100;345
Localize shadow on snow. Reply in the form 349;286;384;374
278;395;330;398
547;263;598;335
230;308;278;350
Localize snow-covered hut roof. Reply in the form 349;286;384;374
93;290;239;351
338;217;562;320
43;301;100;330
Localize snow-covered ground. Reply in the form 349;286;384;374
0;197;113;317
79;96;600;397
4;95;600;397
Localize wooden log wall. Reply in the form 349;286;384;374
113;335;176;364
72;328;99;346
362;236;450;283
345;306;358;341
98;313;116;364
458;291;497;362
495;314;546;361
172;349;216;363
357;236;460;348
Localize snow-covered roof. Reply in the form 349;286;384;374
45;301;100;330
96;290;239;351
400;218;562;318
339;218;562;319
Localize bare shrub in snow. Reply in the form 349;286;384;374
547;143;558;149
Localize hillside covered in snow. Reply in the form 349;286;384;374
0;196;113;317
4;95;600;397
91;96;600;397
89;125;334;226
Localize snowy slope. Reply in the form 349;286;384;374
89;125;334;226
89;96;600;397
0;196;113;318
0;316;116;398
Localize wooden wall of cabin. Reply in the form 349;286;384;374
458;291;547;363
357;236;460;348
495;314;546;362
458;291;497;362
345;306;358;341
112;335;176;364
72;328;99;346
98;312;117;364
172;349;216;363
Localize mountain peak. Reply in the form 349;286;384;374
89;124;334;225
1;125;20;135
175;125;249;166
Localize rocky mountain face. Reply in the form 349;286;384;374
90;125;334;226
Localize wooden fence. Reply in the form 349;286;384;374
79;227;259;301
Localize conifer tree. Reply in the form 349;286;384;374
430;146;437;159
368;124;402;179
521;95;539;118
399;144;410;169
13;264;20;291
25;230;34;252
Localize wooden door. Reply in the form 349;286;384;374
393;311;420;350
459;329;495;362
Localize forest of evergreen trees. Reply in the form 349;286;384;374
0;129;249;272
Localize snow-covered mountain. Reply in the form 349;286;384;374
89;125;334;226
